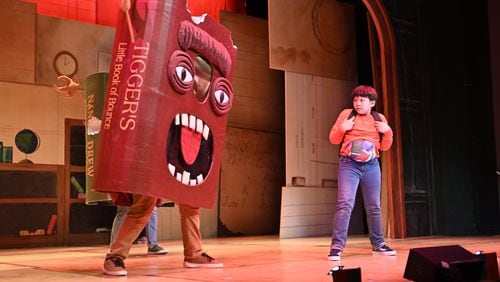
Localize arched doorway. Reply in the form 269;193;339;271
362;0;406;238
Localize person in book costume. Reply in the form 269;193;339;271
96;0;237;276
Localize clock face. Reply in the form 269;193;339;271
53;51;78;76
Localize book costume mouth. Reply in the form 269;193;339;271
166;113;213;186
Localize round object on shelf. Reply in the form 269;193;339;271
15;129;40;154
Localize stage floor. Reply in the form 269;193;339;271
0;235;498;281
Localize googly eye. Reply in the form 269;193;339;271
214;89;229;105
175;66;193;84
168;50;194;94
210;77;233;115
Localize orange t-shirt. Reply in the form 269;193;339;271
329;109;393;158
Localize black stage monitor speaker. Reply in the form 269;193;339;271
478;252;500;281
404;245;486;282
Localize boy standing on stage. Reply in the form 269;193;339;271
327;85;396;261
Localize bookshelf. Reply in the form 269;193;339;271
0;119;136;248
63;119;116;245
0;163;64;248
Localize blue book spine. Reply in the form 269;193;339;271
3;146;12;163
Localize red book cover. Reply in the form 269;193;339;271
93;0;237;209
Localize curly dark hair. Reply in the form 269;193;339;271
351;85;377;101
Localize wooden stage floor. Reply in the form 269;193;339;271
0;235;498;281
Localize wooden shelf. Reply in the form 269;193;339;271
0;163;63;248
0;234;59;249
69;198;86;204
0;198;58;204
70;166;86;173
0;119;115;248
0;163;60;172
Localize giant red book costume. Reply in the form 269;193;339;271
94;0;237;209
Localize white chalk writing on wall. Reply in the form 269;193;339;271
219;127;284;235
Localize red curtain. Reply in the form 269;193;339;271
187;0;246;21
22;0;97;23
96;0;118;26
21;0;246;27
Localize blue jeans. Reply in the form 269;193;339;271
110;205;158;246
330;156;385;251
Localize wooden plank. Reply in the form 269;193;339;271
284;73;353;186
281;203;333;217
221;12;284;134
0;163;60;172
0;0;36;84
0;234;58;249
279;225;332;239
279;186;336;238
281;187;337;205
0;198;58;204
281;214;333;228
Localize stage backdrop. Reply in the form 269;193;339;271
268;0;357;80
217;11;285;236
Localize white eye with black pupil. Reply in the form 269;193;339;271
214;89;229;105
175;66;193;83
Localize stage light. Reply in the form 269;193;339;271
327;265;344;275
327;265;361;282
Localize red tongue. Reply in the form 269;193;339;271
181;126;202;165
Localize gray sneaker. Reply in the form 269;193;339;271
327;248;342;261
102;257;127;276
372;244;396;256
147;244;168;255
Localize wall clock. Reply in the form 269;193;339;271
53;51;78;77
